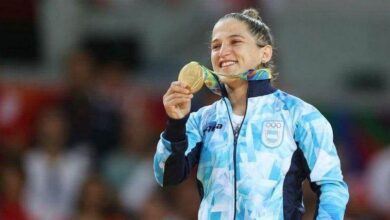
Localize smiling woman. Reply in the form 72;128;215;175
210;10;276;81
154;8;349;220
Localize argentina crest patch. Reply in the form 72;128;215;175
261;120;284;148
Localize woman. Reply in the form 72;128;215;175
154;8;349;220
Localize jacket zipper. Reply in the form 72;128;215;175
223;89;249;220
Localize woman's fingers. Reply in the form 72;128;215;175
164;93;193;104
163;81;193;119
166;81;191;95
166;97;192;106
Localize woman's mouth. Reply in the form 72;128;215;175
220;61;238;68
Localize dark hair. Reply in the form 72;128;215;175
220;8;278;79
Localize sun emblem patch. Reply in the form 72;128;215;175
261;120;284;148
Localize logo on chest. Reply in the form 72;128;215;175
203;121;223;133
261;120;284;148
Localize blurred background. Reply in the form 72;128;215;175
0;0;389;219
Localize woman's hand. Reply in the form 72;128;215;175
163;81;193;119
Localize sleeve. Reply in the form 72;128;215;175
294;109;349;220
153;112;203;187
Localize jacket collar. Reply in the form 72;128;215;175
221;79;276;98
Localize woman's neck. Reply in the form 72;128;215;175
225;81;248;115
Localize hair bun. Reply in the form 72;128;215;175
242;8;262;22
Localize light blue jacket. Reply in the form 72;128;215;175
154;80;349;220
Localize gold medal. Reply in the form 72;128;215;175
178;61;204;93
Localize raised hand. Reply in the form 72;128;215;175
163;81;193;119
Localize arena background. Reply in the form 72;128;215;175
0;0;389;219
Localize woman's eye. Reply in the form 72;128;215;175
211;45;221;50
231;40;242;45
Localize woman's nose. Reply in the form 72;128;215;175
219;43;232;57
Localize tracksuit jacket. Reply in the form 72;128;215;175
154;79;349;220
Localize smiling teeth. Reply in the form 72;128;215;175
221;61;236;67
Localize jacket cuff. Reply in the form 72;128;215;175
162;115;189;142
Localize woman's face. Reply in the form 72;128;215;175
211;18;265;83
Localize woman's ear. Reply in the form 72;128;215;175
261;45;273;64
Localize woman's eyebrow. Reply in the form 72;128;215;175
211;34;244;44
228;34;245;39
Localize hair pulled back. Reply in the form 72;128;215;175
220;8;278;79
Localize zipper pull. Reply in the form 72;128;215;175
233;133;238;145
